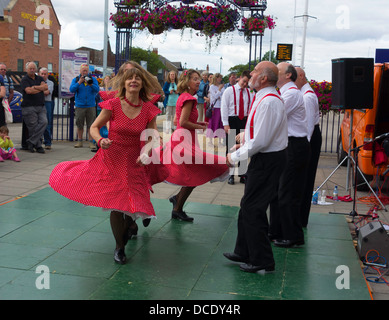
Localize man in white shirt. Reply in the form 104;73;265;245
220;70;253;184
295;67;322;228
269;62;310;248
223;61;288;273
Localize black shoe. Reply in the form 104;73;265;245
27;142;35;153
239;176;247;184
114;248;126;264
228;176;235;185
36;147;45;154
223;252;248;263
172;210;194;222
143;218;151;227
169;195;177;208
268;233;280;242
239;263;275;273
274;239;305;248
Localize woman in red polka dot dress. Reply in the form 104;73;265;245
49;68;167;264
162;69;229;222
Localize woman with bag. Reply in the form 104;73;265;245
206;73;225;147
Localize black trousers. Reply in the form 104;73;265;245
234;149;287;266
227;116;247;176
301;125;322;227
0;102;5;127
269;136;310;241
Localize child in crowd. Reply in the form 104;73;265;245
0;125;20;162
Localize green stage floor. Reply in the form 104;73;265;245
0;188;371;300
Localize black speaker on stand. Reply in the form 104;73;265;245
331;57;374;110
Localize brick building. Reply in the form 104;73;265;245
0;0;61;72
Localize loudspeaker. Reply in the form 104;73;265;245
331;58;374;109
357;221;389;260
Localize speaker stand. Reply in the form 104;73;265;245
329;144;386;222
314;145;386;223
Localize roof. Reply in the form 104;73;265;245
0;0;11;16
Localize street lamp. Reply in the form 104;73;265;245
220;57;223;74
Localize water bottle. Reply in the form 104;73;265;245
312;189;319;204
320;189;326;203
333;186;338;201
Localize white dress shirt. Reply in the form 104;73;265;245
220;83;254;126
301;83;320;141
230;86;288;162
280;81;308;138
209;84;224;108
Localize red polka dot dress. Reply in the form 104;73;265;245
49;98;168;220
162;93;229;186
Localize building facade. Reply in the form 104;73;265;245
0;0;61;72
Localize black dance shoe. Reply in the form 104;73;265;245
228;176;235;185
239;176;247;184
223;252;248;263
143;218;151;227
273;239;305;248
169;195;177;208
114;248;126;264
172;210;194;222
239;263;275;273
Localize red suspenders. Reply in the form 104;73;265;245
249;93;282;139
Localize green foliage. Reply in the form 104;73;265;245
125;47;166;75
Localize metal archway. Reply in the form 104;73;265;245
113;0;267;72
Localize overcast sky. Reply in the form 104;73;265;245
50;0;389;81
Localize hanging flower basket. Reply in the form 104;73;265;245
119;0;146;7
162;5;186;30
139;8;167;34
183;5;204;30
242;15;275;39
233;0;259;7
201;5;237;38
110;10;138;28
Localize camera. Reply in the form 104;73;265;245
84;75;93;85
77;74;94;85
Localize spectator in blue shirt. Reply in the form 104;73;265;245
69;64;99;148
196;71;209;122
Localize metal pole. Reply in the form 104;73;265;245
103;0;108;76
301;0;309;68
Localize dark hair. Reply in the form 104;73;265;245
286;64;297;82
0;125;9;134
241;70;251;80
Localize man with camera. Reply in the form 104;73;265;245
69;64;99;148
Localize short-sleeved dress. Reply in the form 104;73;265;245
49;98;168;220
162;93;229;186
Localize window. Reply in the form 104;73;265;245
48;63;53;73
18;26;25;41
34;30;40;44
48;33;53;47
34;61;39;69
17;59;24;72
